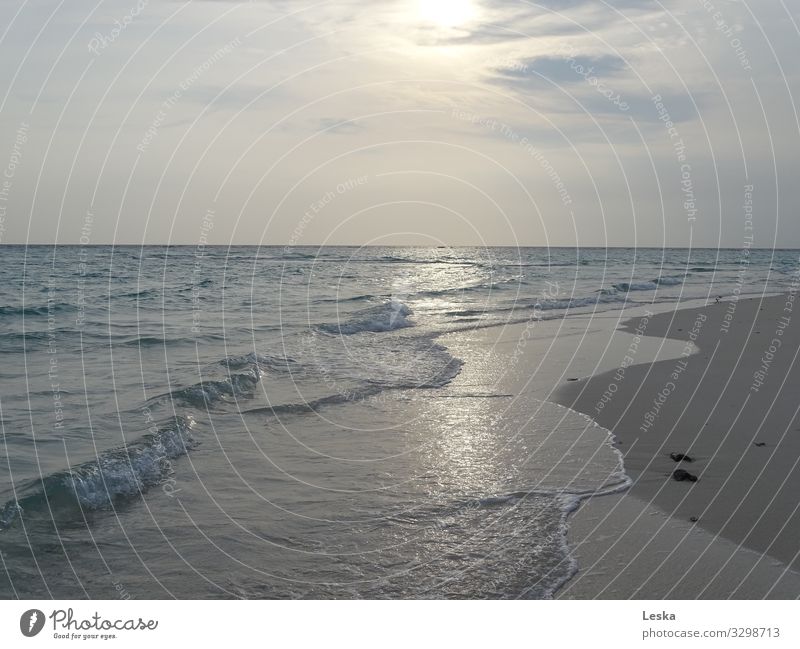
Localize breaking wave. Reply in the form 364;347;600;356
317;300;414;335
0;416;195;530
165;367;263;409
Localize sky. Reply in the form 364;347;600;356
0;0;798;247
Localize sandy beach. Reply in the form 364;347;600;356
437;291;800;598
554;293;800;597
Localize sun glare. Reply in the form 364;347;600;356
417;0;477;28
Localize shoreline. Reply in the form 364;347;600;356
553;293;800;597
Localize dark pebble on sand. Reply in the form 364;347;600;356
566;378;579;381
672;469;698;482
689;516;698;523
753;442;766;447
670;452;693;462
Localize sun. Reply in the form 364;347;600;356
417;0;477;28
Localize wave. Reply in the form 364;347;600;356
244;387;383;416
246;356;463;416
317;300;414;335
612;281;657;292
600;275;685;294
160;340;405;412
0;416;195;530
0;302;75;318
498;261;582;268
0;328;74;342
111;333;222;347
362;340;464;390
117;335;170;347
418;276;525;298
220;352;301;375
450;291;635;318
244;339;463;415
277;251;318;260
177;278;214;292
165;366;263;409
655;275;684;286
316;293;377;305
540;292;631;309
116;289;159;300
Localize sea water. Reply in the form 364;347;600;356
0;246;794;597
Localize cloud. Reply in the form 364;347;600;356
495;54;629;84
314;117;364;134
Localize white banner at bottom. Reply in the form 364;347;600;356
0;600;796;647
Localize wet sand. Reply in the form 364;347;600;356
555;293;800;596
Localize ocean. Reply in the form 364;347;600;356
0;245;795;598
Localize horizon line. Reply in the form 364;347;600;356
2;243;800;251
